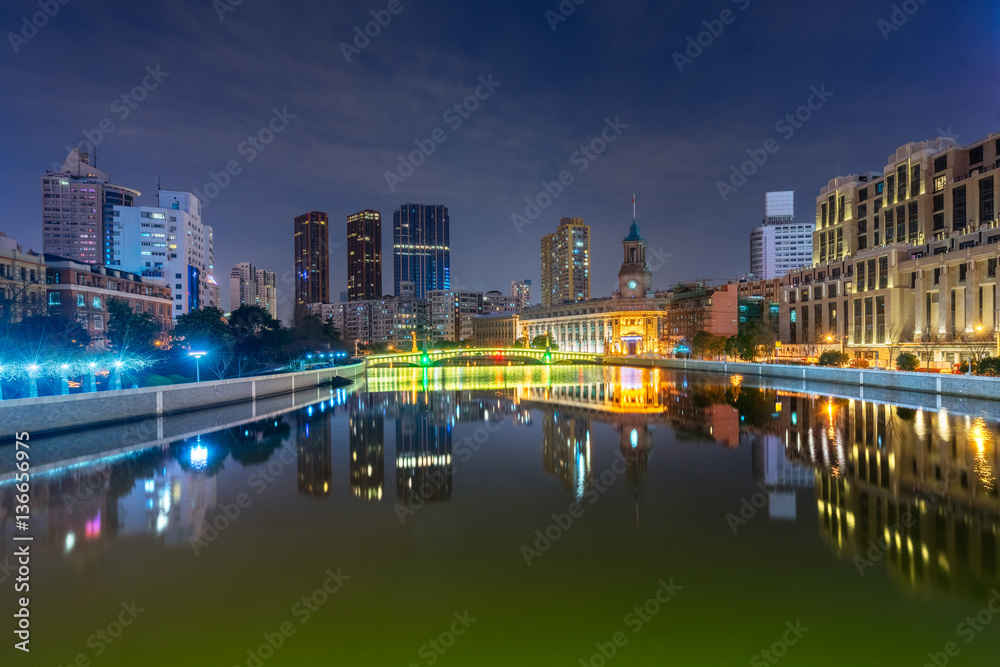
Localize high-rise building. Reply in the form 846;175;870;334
230;262;256;312
42;148;140;265
229;262;277;319
109;190;217;318
256;268;277;319
511;279;532;309
294;211;329;319
346;209;382;302
540;217;590;307
749;191;812;280
393;204;450;298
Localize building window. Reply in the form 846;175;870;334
970;145;984;165
934;175;947;192
954;186;968;231
77;294;85;307
93;297;101;309
980;175;995;223
48;292;60;306
934;155;948;173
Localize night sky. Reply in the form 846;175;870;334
2;0;998;322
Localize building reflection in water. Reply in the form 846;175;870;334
350;396;385;502
297;403;334;498
782;396;1000;602
395;398;453;503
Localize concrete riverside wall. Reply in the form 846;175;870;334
605;358;1000;402
0;364;366;437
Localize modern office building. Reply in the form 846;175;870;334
393;204;450;299
778;132;1000;368
540;217;590;307
229;262;278;318
512;279;532;309
44;255;173;349
429;290;483;342
294;211;329;320
109;190;217;318
749;191;813;280
346;209;382;302
42;148;141;265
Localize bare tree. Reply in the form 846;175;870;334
958;329;996;366
208;347;236;380
885;322;916;370
913;332;945;371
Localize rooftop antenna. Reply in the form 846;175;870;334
632;193;636;220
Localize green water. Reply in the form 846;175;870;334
3;365;1000;666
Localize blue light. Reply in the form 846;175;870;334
630;429;638;449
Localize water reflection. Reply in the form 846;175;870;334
2;366;998;606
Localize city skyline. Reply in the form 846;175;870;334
4;0;998;323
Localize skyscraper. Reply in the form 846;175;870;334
294;211;329;319
393;204;450;299
229;262;278;318
42;148;140;265
346;209;382;301
540;217;590;307
749;191;812;280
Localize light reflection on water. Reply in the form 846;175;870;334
1;365;999;664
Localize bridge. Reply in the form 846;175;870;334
365;347;603;368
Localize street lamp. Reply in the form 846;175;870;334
188;351;207;383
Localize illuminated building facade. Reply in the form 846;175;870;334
393;203;449;299
349;399;385;502
541;217;590;307
42;148;141;266
523;219;667;355
44;255;174;348
347;209;382;302
110;190;217;318
778;133;1000;367
294;211;329;320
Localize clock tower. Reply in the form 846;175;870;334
615;219;653;299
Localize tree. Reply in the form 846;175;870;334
896;352;920;372
977;357;1000;377
913;332;945;371
107;297;161;353
513;336;528;349
531;333;557;350
884;322;915;370
172;307;232;353
733;320;776;362
230;305;291;362
818;351;850;367
958;329;996;366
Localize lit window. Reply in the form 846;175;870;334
93;297;101;309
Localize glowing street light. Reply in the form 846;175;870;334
189;351;207;383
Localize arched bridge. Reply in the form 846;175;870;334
365;348;603;368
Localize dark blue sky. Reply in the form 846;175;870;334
2;0;998;321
